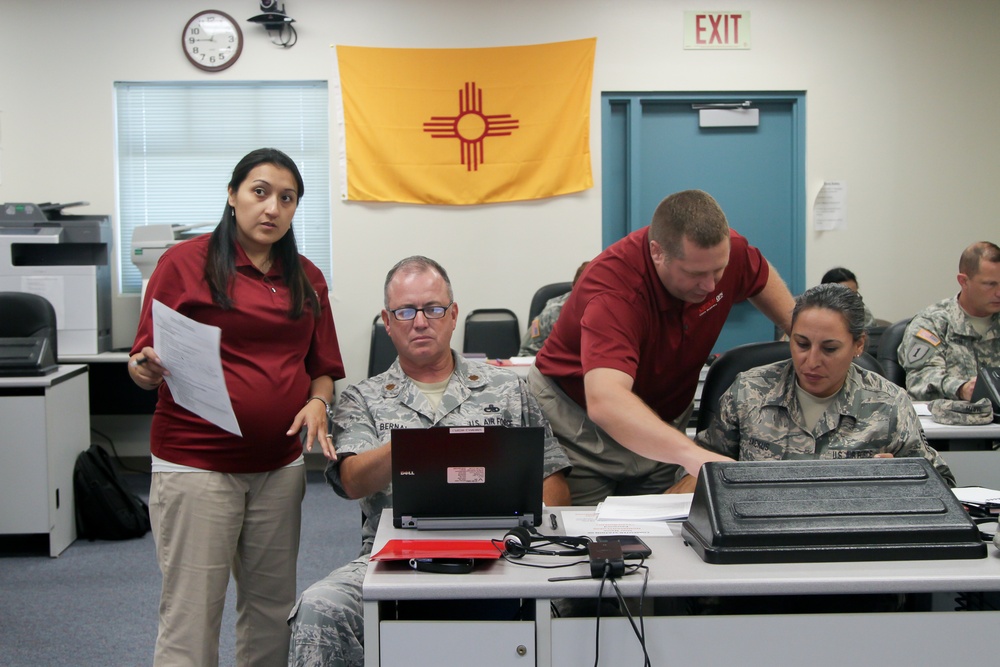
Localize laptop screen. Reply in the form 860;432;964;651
391;425;544;530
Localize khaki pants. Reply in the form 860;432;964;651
150;465;306;667
528;365;690;505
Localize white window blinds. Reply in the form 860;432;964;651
115;81;330;293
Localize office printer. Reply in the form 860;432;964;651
131;224;209;307
0;202;112;355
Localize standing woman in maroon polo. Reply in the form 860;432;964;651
128;147;345;666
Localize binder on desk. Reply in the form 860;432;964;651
971;366;1000;421
370;539;503;561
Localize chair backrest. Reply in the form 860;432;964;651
368;314;397;377
463;308;521;360
697;342;791;433
0;291;57;342
528;282;572;324
0;291;58;374
864;325;886;357
877;317;913;388
696;340;886;433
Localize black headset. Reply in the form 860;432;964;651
502;526;591;558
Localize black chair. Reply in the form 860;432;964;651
877;317;913;388
367;314;397;377
864;325;886;357
528;282;572;324
696;340;886;433
0;291;58;376
463;308;521;359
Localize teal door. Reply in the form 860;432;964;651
602;92;805;353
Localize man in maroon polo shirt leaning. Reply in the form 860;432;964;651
529;190;795;505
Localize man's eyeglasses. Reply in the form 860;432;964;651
389;302;453;321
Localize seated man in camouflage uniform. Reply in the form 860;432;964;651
287;255;571;667
900;241;1000;401
695;283;955;486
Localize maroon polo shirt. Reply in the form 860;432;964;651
535;227;768;423
131;234;345;473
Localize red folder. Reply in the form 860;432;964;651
370;539;503;561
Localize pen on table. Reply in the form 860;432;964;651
549;513;559;530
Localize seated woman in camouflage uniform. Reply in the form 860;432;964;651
696;283;955;486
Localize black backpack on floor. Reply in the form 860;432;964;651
73;445;151;540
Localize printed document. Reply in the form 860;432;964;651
152;299;242;436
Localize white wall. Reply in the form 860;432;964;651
1;0;997;389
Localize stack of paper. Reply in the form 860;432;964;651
595;494;693;522
952;486;1000;516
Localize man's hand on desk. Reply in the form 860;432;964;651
666;475;698;494
959;378;977;402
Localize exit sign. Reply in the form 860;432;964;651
684;11;751;49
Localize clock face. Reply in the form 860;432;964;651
182;10;243;72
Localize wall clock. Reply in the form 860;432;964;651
182;10;243;72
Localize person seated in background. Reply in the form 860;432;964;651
518;261;591;356
900;241;1000;401
821;266;879;329
693;283;955;486
287;255;571;667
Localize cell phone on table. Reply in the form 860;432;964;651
596;534;652;559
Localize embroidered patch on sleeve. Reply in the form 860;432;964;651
529;319;541;339
914;328;941;346
907;343;930;363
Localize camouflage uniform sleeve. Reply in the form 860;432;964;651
517;297;565;357
325;382;382;499
518;318;544;356
900;306;962;400
694;378;743;460
889;390;957;487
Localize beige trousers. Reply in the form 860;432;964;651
150;465;306;667
527;365;690;505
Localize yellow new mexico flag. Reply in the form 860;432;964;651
333;38;596;205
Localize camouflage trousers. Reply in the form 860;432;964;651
287;556;368;667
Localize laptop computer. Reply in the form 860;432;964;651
391;425;544;530
971;366;1000;422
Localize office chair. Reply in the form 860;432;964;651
877;317;913;388
0;291;58;375
527;282;572;324
367;314;397;377
463;308;521;360
865;325;886;357
696;340;886;433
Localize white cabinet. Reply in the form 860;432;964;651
0;366;89;556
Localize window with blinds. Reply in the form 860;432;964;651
114;81;331;293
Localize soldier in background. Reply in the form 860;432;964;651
820;266;879;330
287;256;571;667
900;241;1000;401
518;261;590;356
694;283;954;486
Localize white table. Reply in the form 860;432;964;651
916;404;1000;488
363;508;1000;667
0;365;90;556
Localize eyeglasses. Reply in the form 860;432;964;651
389;302;453;321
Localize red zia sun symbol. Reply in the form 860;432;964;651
423;82;519;171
